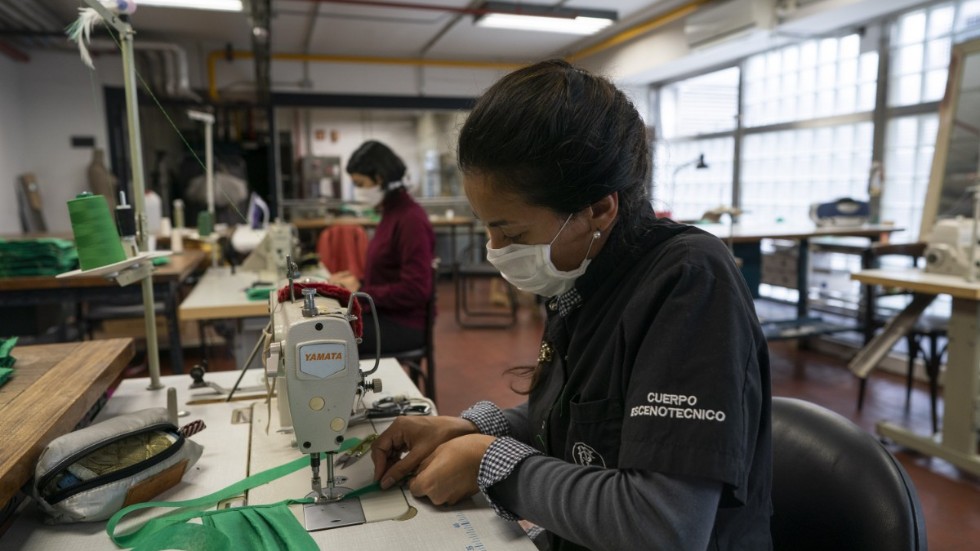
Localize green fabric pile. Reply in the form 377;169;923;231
0;238;79;277
0;336;17;388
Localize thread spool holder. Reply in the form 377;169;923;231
79;0;163;390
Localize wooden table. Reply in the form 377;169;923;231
698;223;902;339
0;249;206;373
0;338;135;510
850;268;980;476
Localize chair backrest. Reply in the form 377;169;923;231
317;224;368;279
771;397;927;551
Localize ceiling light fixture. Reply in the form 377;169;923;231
137;0;242;12
474;1;616;35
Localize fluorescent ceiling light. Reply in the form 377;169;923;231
474;2;616;36
137;0;242;12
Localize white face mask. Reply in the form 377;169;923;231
353;180;403;207
353;185;385;206
486;213;598;297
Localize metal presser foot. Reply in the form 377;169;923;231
304;453;365;532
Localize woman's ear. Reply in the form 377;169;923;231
588;192;619;233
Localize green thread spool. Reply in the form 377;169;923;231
197;211;213;237
68;192;127;271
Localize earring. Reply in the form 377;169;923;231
593;230;601;239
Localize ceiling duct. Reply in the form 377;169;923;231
91;39;201;102
684;0;776;50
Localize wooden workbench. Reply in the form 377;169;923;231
0;339;135;509
0;250;205;373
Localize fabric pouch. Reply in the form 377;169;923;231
32;407;203;524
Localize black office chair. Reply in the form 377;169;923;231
381;258;439;402
858;242;947;433
771;397;927;551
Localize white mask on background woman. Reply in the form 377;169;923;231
353;180;404;207
486;213;599;297
353;184;385;206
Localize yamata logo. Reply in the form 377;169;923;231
305;351;343;362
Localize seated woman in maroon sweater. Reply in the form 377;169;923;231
329;140;435;355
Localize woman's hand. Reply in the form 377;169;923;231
408;433;496;506
371;416;479;489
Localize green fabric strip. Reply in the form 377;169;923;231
107;438;361;549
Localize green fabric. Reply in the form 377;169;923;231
151;256;171;266
129;500;317;551
0;238;78;276
245;287;274;301
0;335;17;358
0;336;16;387
107;438;366;550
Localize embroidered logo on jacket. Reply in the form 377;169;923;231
571;442;606;468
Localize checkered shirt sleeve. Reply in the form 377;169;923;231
477;436;542;520
460;400;510;437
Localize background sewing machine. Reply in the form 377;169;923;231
238;222;300;277
923;216;980;278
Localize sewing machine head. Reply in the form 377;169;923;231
924;217;976;277
240;222;298;278
267;286;364;455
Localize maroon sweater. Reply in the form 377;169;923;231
360;189;435;330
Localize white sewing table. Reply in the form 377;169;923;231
850;268;980;476
3;361;534;550
179;266;277;369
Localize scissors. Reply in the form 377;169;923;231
335;434;379;469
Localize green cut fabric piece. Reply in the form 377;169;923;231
245;287;274;301
106;437;379;550
130;500;317;551
0;238;77;276
0;335;17;358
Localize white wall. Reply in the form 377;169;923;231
0;55;26;234
0;50;110;235
279;108;422;201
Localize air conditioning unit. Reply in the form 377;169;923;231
685;0;777;50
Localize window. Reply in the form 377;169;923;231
741;122;874;225
743;35;878;127
653;137;735;221
659;67;739;139
882;113;940;239
739;32;876;228
655;67;739;219
890;4;955;106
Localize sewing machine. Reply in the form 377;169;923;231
924;217;978;278
265;259;381;529
241;222;299;278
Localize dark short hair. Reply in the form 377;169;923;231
346;140;406;187
458;59;652;246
